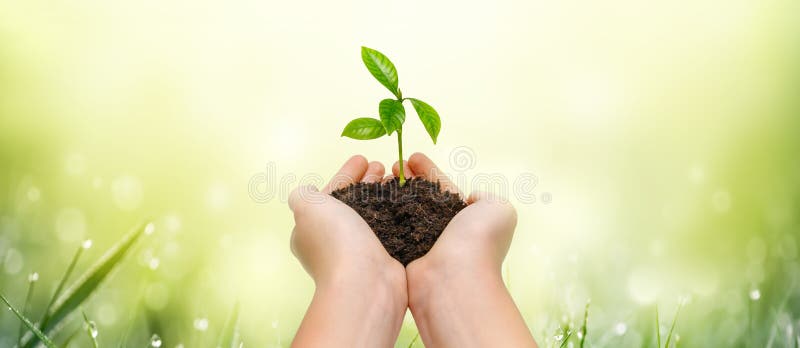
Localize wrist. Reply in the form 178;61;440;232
293;261;408;348
406;257;536;348
317;259;408;314
406;256;505;313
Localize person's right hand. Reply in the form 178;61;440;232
394;153;537;348
289;155;407;348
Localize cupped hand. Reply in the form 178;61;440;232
289;155;404;285
391;152;517;275
395;153;536;348
289;155;407;348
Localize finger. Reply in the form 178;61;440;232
466;191;517;223
382;174;395;183
322;155;369;193
408;152;461;196
288;185;326;215
362;161;385;183
391;160;415;179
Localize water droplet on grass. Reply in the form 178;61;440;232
749;289;761;301
145;223;155;235
86;320;98;338
150;334;162;347
28;272;39;282
82;239;93;249
148;258;160;270
194;317;209;331
614;322;627;336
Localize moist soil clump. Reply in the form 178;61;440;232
331;177;467;266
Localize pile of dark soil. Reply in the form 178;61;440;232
331;177;466;266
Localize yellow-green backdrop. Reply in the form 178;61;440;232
1;0;799;346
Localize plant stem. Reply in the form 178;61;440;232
397;128;406;186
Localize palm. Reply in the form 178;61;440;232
289;155;404;282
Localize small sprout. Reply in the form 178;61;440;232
341;46;442;186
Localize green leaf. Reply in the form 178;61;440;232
379;99;405;135
1;294;57;348
341;117;387;140
24;221;151;348
361;46;400;98
217;302;241;348
408;98;441;144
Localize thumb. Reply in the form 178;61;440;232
288;185;326;215
466;191;518;227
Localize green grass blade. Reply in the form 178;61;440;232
217;302;240;348
407;332;420;348
25;221;151;348
82;310;99;348
664;302;683;348
579;300;590;348
558;331;573;348
1;294;58;348
38;240;89;334
655;305;661;348
18;273;38;346
61;327;81;347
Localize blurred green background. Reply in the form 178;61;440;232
1;0;799;346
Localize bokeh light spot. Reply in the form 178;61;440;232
65;153;87;176
55;208;87;242
111;175;144;211
712;190;732;213
2;248;23;274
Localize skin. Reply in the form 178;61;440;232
397;153;538;348
289;153;538;348
289;155;406;347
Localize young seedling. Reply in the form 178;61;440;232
341;46;442;186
